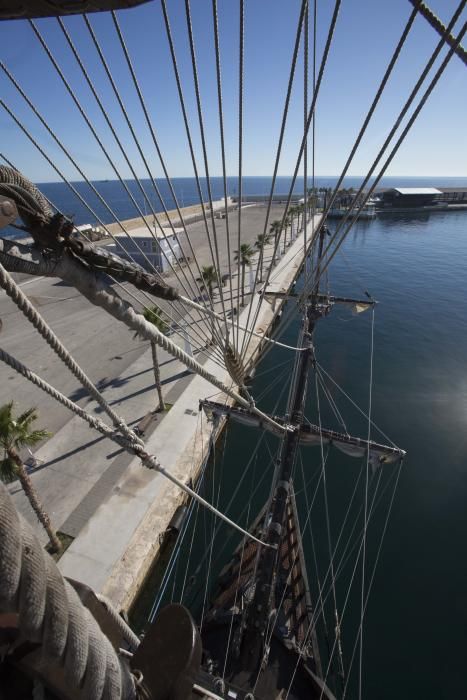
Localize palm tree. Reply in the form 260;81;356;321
196;265;219;343
234;243;254;306
283;215;292;249
307;193;317;217
288;206;297;240
255;233;272;281
295;203;304;234
197;265;219;300
269;221;282;265
140;306;169;412
0;403;60;552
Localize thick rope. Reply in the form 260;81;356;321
95;594;140;652
0;347;275;550
0;261;142;447
0;235;282;432
0;165;52;219
1;156;225;364
0;481;135;699
409;0;467;65
0;347;134;444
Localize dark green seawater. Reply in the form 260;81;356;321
140;207;467;699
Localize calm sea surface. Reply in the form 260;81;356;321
8;176;467;697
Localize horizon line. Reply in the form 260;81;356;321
35;173;467;185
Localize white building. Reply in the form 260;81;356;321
111;224;184;273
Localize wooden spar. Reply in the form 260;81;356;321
262;291;376;306
200;399;405;462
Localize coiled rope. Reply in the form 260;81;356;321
0;480;136;699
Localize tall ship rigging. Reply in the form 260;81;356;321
0;1;465;699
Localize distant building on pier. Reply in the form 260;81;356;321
378;187;442;208
377;187;467;210
110;225;184;273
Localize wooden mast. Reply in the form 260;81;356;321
240;227;327;673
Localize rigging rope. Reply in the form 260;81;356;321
184;0;229;338
0;204;284;428
240;0;342;363
315;371;343;679
104;11;223;345
0;261;142;446
342;458;404;698
149;414;207;620
317;460;401;698
307;3;467;293
316;361;398;448
160;0;229;347
221;454;256;681
285;464;383;699
298;3;419;290
236;0;244;352
57;16;215;345
358;306;375;700
23;22;220;345
0;346;276;550
0;157;226;368
211;0;236;336
239;0;309;360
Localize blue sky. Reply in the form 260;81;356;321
0;0;465;182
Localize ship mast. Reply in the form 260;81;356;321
241;226;327;672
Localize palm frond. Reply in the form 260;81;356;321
143;306;169;334
0;403;50;451
16;407;37;427
0;456;18;483
19;429;51;447
0;402;14;442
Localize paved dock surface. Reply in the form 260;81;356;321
1;204;320;610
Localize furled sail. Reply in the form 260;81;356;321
201;399;405;466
